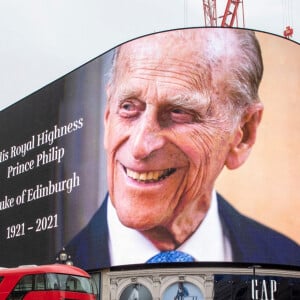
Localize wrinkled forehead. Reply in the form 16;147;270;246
116;29;238;71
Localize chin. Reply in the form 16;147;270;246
118;212;161;231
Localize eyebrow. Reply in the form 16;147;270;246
115;83;211;111
115;83;142;100
167;92;211;111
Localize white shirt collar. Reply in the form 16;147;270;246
108;190;232;265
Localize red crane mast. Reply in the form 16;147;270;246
221;0;245;27
202;0;245;27
203;0;217;26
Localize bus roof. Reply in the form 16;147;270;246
0;264;90;277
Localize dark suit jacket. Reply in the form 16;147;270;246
66;194;300;270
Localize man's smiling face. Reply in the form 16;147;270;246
104;30;248;247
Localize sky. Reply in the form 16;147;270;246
0;0;299;111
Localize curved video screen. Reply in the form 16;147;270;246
0;28;299;270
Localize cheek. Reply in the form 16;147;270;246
178;127;229;186
105;120;127;186
179;128;214;167
105;118;128;152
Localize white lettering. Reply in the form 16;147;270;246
7;159;35;178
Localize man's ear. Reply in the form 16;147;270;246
225;103;264;170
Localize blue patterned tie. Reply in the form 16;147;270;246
146;250;195;263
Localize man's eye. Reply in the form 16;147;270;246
121;102;135;111
118;100;141;118
170;108;194;123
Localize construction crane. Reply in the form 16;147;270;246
202;0;245;27
202;0;295;39
203;0;217;26
282;0;294;39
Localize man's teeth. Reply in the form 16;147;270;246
126;168;175;182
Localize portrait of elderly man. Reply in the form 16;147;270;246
66;28;300;269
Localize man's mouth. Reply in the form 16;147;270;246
125;167;176;183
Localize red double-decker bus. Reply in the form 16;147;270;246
0;264;97;300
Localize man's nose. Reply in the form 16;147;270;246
130;116;166;160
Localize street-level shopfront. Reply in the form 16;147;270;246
89;263;300;300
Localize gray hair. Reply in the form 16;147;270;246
108;28;263;116
221;29;263;111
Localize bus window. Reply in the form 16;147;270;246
8;275;33;300
45;273;59;290
34;273;46;290
59;274;94;293
65;275;84;291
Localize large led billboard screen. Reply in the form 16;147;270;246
0;28;299;270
